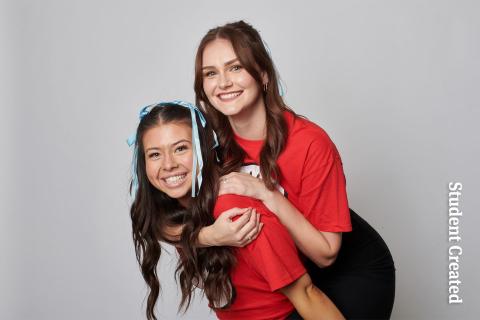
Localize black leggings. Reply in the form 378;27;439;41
290;209;396;320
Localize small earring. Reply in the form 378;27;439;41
263;83;268;92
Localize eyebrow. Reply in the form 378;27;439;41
202;58;239;70
145;139;191;152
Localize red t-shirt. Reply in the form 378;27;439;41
213;194;306;320
234;111;352;232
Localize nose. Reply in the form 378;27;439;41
161;152;178;171
218;72;232;89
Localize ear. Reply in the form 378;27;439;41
261;71;269;86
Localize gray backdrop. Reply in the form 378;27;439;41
1;0;479;319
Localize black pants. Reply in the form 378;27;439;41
289;209;396;320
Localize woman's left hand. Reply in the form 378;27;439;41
218;172;269;201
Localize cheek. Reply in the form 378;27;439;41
181;154;194;172
203;79;215;95
238;73;258;89
145;161;157;182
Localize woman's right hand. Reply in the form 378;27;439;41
198;207;264;247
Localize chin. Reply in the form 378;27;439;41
167;189;189;200
161;184;190;200
214;103;244;116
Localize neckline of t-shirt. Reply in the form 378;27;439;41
233;132;265;146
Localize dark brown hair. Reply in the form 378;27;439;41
194;20;295;188
129;104;235;320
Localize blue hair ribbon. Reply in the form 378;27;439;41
127;100;216;200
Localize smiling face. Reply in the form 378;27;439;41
201;38;265;120
143;121;193;207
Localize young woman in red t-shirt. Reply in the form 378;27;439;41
128;102;344;319
193;21;395;319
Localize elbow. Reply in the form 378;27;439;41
312;252;338;268
323;253;338;267
304;282;317;299
304;282;329;305
309;232;342;268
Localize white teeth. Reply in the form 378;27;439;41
164;174;186;185
219;92;241;100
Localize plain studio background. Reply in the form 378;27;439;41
1;0;479;319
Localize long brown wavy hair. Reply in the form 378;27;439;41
194;20;296;189
129;104;235;320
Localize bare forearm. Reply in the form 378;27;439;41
263;191;341;267
197;225;215;247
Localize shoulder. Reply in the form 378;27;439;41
283;111;340;163
246;212;300;257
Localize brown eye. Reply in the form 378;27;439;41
204;70;216;77
148;152;160;159
175;145;188;153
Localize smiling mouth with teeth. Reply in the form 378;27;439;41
163;174;187;186
218;91;242;101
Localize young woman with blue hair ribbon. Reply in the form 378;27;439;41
128;101;344;319
193;20;396;319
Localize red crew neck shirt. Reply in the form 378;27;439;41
234;111;352;232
